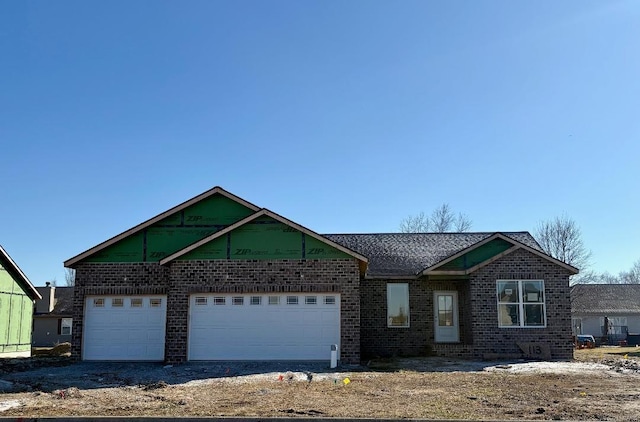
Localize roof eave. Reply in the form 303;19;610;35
160;208;369;266
420;233;579;276
0;245;42;300
64;186;260;267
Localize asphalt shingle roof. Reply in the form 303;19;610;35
323;232;541;277
571;284;640;314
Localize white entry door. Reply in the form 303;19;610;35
434;291;459;343
188;293;340;360
83;296;167;361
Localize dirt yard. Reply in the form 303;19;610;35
2;348;640;420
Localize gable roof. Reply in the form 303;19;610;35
324;232;576;277
160;209;369;266
65;186;260;267
572;284;640;314
0;245;41;300
420;232;578;276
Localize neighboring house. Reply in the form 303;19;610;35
33;283;74;347
64;187;577;363
0;245;41;358
571;284;640;345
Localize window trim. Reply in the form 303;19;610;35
387;283;410;328
60;318;72;335
497;279;546;328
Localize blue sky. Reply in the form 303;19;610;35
1;1;638;286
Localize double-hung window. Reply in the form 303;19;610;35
497;280;545;328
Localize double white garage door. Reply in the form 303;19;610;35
83;294;340;361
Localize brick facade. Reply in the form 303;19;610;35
469;248;573;360
359;248;573;360
72;259;361;363
72;249;571;363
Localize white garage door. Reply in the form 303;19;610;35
83;295;166;361
188;293;340;360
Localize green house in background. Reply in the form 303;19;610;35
0;245;41;358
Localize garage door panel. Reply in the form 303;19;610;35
188;294;340;360
83;296;166;361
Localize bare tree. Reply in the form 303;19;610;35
65;268;76;287
534;214;592;272
399;211;430;233
619;259;640;284
431;204;455;232
400;204;472;233
454;212;472;232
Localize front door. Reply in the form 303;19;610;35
434;291;459;343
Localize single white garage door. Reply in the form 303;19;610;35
188;293;340;360
83;295;167;361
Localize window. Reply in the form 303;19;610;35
112;298;124;307
250;296;262;305
287;296;298;305
268;296;280;305
131;298;143;308
497;280;545;328
305;296;317;305
195;296;208;305
214;296;226;305
232;296;244;305
150;298;162;307
324;296;336;305
387;283;409;327
93;298;105;307
60;318;72;335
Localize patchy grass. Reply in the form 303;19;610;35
575;346;640;360
2;350;640;420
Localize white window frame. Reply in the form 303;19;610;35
150;298;162;307
387;283;410;328
214;296;225;305
268;296;280;305
131;298;143;308
287;296;299;305
250;296;262;305
112;298;124;307
61;318;72;335
324;296;336;305
232;296;244;306
305;296;317;305
195;296;208;306
93;298;105;307
497;280;546;328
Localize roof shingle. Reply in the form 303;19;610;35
323;232;541;277
572;284;640;314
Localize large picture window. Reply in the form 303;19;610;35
497;280;545;328
387;283;409;327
